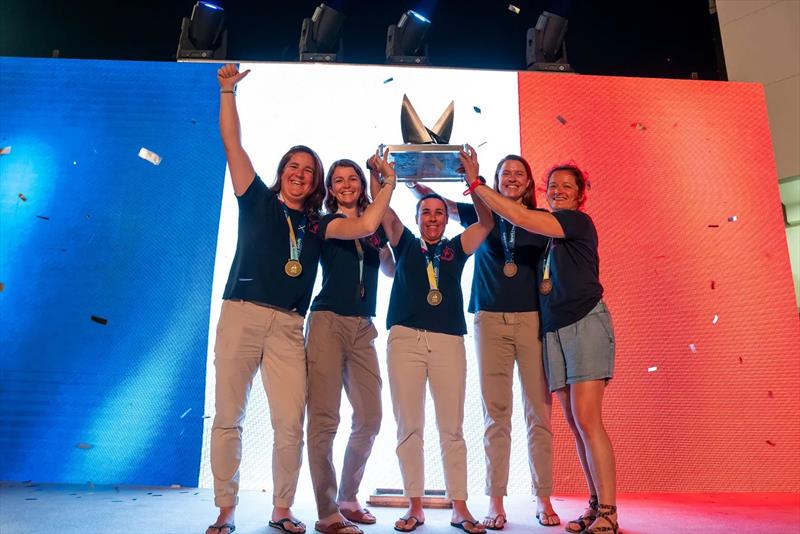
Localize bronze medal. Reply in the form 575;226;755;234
539;279;552;295
427;289;443;306
502;262;518;278
284;259;302;278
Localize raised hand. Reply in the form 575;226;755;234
459;144;479;184
217;64;251;91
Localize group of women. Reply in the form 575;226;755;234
206;65;618;534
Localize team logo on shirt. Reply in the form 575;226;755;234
441;246;455;262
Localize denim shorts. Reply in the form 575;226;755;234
542;300;615;392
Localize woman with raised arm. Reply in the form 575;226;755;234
408;153;559;529
467;163;618;534
382;148;492;534
210;64;399;534
305;154;397;534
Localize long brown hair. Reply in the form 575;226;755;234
269;145;325;221
323;159;370;215
493;155;536;209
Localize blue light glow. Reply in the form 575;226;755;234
409;10;430;24
200;1;223;11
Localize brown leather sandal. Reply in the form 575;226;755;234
582;504;618;534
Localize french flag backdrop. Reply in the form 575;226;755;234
1;57;797;494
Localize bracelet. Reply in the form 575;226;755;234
383;176;397;189
462;175;486;196
220;89;236;94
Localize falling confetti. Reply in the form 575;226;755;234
647;366;658;372
556;115;567;124
36;215;50;220
738;356;743;364
90;315;108;325
473;106;482;113
25;498;38;501
768;391;774;398
508;4;521;14
477;141;488;148
76;442;93;450
138;147;162;166
632;122;647;130
0;146;11;155
710;280;716;290
766;440;776;447
18;193;27;202
170;484;181;489
728;215;738;222
689;343;697;353
179;408;192;419
707;224;719;228
383;77;394;84
712;314;719;325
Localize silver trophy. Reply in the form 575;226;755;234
380;95;466;182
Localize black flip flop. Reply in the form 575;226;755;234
207;523;236;533
270;517;306;533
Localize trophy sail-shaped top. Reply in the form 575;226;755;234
385;95;465;182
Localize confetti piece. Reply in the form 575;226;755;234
556;115;567;124
710;280;715;290
477;141;487;148
76;442;93;450
707;224;719;228
203;415;211;419
508;4;520;14
111;500;124;502
90;315;108;325
728;215;737;222
138;147;162;165
632;122;647;130
383;77;394;84
473;106;481;113
191;119;197;125
766;440;776;446
18;193;27;202
180;408;192;418
768;391;774;398
0;146;11;155
36;215;50;220
238;278;253;282
25;498;37;501
170;484;181;488
738;356;743;364
0;282;4;292
689;343;697;353
712;314;719;325
647;366;658;372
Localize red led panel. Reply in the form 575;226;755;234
518;72;800;492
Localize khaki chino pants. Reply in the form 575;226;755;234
211;299;307;508
387;325;468;500
474;310;553;497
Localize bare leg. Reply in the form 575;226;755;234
484;495;506;529
555;387;596;496
206;506;235;534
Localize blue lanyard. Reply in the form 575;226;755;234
280;203;306;260
499;218;516;264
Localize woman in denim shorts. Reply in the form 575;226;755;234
468;164;618;534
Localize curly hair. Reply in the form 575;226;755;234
269;145;325;222
323;159;370;215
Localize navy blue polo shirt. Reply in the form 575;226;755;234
311;220;388;318
538;209;603;333
387;227;470;336
222;175;331;317
458;202;547;313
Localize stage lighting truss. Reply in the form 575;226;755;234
299;3;346;62
386;10;431;65
526;11;573;72
177;1;228;61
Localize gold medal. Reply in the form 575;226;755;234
427;289;443;306
284;259;302;277
502;262;518;278
539;279;552;295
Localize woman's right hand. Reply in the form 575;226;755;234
217;64;250;91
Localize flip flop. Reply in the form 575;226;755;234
483;513;506;530
314;520;363;534
394;515;424;532
536;511;561;527
450;519;487;534
270;517;306;533
341;508;377;525
207;523;236;533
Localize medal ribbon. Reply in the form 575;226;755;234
542;238;553;283
420;239;444;293
499;218;516;265
354;238;365;292
280;203;306;262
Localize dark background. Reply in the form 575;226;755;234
0;0;724;79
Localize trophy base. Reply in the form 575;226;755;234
381;144;466;182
